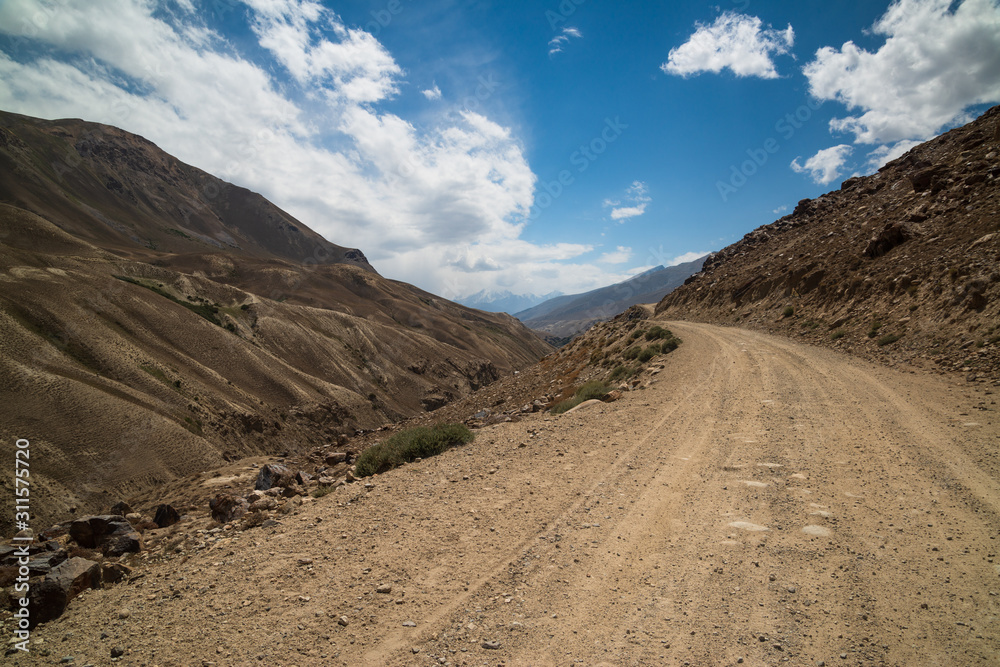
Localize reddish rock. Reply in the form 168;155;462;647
209;493;248;523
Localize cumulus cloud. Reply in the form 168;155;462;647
662;12;794;78
599;246;633;264
421;84;442;100
804;0;1000;147
549;26;583;55
0;0;643;296
243;0;403;103
791;145;854;185
605;180;651;222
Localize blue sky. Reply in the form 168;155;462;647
1;0;999;300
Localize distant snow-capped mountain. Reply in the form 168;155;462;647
457;289;563;314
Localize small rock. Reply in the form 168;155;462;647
482;640;501;650
377;584;392;594
118;609;131;619
337;616;349;626
324;452;348;465
102;563;132;585
110;647;125;658
402;620;416;627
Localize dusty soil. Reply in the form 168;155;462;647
8;321;999;666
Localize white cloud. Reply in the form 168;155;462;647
662;12;794;78
0;0;653;296
790;144;854;185
610;205;647;221
243;0;403;104
605;180;651;222
599;246;633;264
864;139;924;170
549;26;583;55
666;251;707;266
804;0;1000;147
772;205;789;215
422;84;442;100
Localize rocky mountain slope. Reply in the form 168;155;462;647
658;105;1000;380
0;112;551;534
517;256;706;341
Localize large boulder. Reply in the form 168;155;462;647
27;557;102;627
209;493;248;523
254;464;293;491
68;516;142;557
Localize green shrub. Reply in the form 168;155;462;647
659;336;681;353
576;380;610;401
623;345;641;360
354;424;474;477
629;329;646;341
782;305;795;318
876;333;902;346
551;381;609;415
831;329;846;341
867;321;883;338
607;365;633;383
638;346;659;363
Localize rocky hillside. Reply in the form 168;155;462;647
0;113;551;535
517;256;706;341
658;105;1000;381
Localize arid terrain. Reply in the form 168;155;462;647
0;113;550;532
4;320;997;665
3;104;1000;667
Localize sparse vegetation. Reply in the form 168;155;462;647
876;333;902;346
312;484;336;499
637;346;659;363
867;321;883;338
551;381;610;415
782;305;795;318
354;424;474;477
644;326;671;341
831;329;846;341
114;276;223;326
607;365;635;383
623;345;642;360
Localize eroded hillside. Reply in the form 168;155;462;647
0;113;551;534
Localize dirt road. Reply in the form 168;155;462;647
16;322;1000;666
